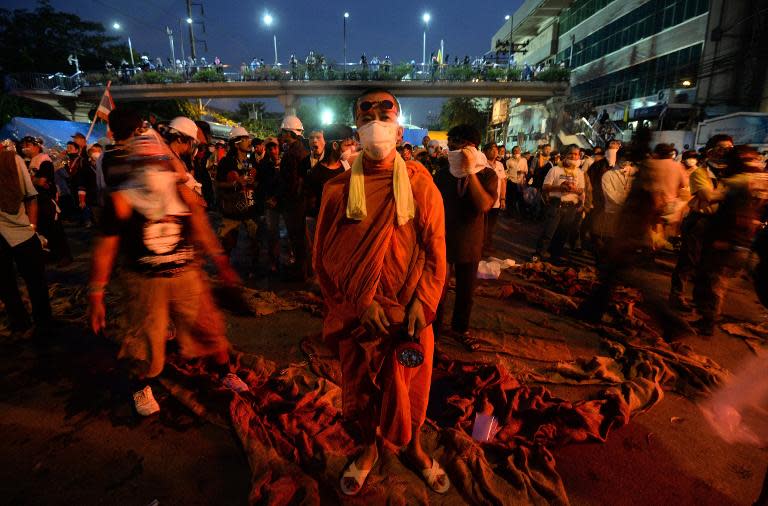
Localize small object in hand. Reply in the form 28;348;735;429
393;325;424;368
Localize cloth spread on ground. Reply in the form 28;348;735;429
720;322;768;355
0;261;733;506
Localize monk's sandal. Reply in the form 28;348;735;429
421;458;450;494
340;455;378;496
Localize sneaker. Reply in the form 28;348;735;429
222;372;249;393
133;385;160;416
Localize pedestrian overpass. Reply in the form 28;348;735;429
9;75;569;122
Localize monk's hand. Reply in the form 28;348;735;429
406;298;426;338
361;301;389;335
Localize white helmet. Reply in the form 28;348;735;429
168;116;199;140
280;115;304;135
229;126;250;141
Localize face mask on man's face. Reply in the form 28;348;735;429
67;153;78;160
513;153;521;159
684;158;698;167
357;120;398;161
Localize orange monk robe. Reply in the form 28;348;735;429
313;159;446;447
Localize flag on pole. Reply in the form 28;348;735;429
95;82;115;122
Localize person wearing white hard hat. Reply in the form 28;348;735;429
215;126;258;264
276;114;310;281
161;117;204;197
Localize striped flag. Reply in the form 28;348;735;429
95;82;115;122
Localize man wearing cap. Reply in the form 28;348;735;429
277;115;310;281
314;89;449;495
216;126;258;262
398;142;413;162
21;137;73;264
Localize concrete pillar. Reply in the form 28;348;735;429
277;93;299;116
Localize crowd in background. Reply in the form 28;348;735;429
2;98;768;412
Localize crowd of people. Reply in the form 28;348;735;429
2;86;768;497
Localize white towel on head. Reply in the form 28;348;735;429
346;152;415;226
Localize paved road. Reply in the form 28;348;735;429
1;215;765;505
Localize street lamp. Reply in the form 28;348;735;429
343;12;349;79
505;14;513;69
262;13;278;65
321;109;334;125
112;22;135;67
422;12;431;72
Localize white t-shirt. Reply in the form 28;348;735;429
602;166;635;214
491;160;506;208
0;155;38;247
543;165;585;204
505;156;529;184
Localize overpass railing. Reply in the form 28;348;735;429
8;63;569;92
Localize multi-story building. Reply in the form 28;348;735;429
491;0;768;149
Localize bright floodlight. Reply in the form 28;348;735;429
422;12;431;23
186;17;193;24
505;14;510;20
112;22;121;30
682;79;692;87
263;13;274;26
321;109;334;125
344;12;349;18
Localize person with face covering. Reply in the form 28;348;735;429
532;145;585;263
21;137;73;265
434;124;498;351
313;88;449;496
669;145;726;311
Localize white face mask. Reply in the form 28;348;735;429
357;121;398;160
513;153;521;159
684;158;698;167
606;148;618;167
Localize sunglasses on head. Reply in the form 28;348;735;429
358;99;395;112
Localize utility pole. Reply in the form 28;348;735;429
179;19;185;61
186;0;196;59
166;27;176;70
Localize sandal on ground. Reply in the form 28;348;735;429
420;458;451;494
456;331;480;351
340;454;378;496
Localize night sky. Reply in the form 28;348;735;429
7;0;523;124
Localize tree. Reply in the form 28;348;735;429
0;1;131;75
439;97;490;136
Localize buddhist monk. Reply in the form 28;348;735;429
313;88;449;495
